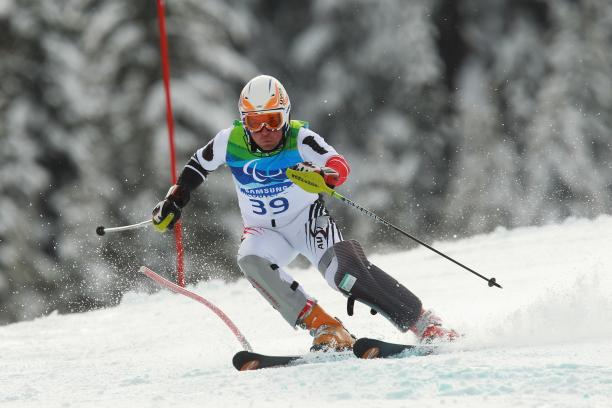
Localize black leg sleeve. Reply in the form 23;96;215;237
330;240;422;332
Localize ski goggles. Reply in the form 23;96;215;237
243;110;285;132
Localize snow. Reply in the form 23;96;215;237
2;216;612;407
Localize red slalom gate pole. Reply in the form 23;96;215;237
156;0;185;287
140;266;252;351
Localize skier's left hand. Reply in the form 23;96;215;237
291;162;340;188
152;199;181;232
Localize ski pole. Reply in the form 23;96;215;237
96;219;152;236
286;169;502;289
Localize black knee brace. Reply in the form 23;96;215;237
320;240;422;332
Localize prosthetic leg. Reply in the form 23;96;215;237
319;240;458;342
319;240;423;332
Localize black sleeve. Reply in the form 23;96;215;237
177;165;206;192
167;165;207;209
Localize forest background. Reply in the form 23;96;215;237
1;0;611;324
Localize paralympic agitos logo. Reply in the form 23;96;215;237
242;159;287;183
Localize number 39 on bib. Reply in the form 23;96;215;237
249;197;289;215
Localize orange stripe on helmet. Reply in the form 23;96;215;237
240;97;256;112
263;83;281;110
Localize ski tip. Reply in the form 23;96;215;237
232;350;302;371
353;338;381;358
353;337;433;359
233;351;260;371
360;347;381;359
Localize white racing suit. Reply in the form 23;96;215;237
237;199;343;326
178;120;422;330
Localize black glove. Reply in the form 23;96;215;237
152;199;181;233
152;184;191;232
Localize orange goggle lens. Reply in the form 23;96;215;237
244;111;284;132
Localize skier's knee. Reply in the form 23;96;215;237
237;255;283;296
237;254;272;278
318;240;422;332
237;254;310;327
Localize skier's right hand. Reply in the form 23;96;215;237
291;162;340;188
152;199;181;233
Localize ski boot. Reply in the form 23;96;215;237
299;303;355;352
410;309;459;344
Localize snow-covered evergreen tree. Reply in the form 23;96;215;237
0;1;83;322
447;0;612;233
0;0;259;323
446;60;522;234
522;0;612;224
445;0;545;234
3;0;612;324
249;0;452;247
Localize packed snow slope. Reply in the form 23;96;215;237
2;216;612;408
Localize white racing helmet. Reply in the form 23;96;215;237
238;75;291;136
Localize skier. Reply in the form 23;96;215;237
152;75;456;351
